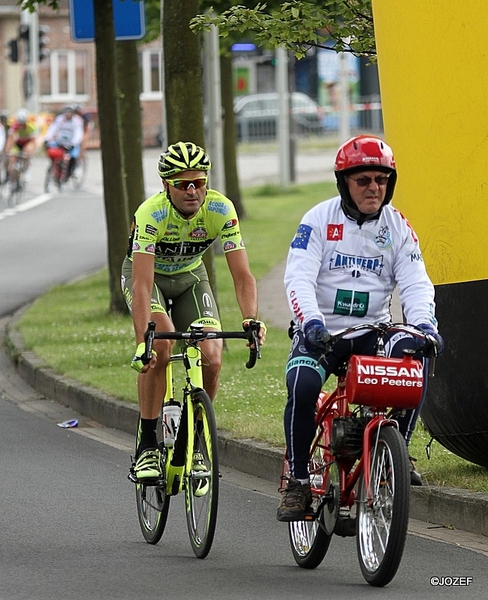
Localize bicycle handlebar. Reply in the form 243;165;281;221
322;322;440;359
143;320;262;369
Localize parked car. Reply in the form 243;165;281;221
234;92;324;141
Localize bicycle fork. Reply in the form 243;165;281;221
362;416;398;503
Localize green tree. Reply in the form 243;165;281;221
20;0;154;313
116;40;145;218
163;0;218;293
192;0;375;213
163;0;205;144
93;0;130;313
192;1;376;59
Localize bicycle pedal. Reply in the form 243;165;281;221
333;516;357;537
127;470;165;486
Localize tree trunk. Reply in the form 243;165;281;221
116;40;146;219
93;0;129;313
163;0;205;145
220;54;246;219
163;0;217;295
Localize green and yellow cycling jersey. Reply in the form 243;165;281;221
127;189;245;275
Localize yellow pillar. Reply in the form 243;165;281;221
372;0;488;467
372;0;488;284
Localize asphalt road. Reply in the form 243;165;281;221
1;373;488;600
0;145;334;317
1;148;488;599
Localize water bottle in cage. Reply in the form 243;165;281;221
163;399;181;446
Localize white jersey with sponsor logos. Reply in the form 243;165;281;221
284;195;437;334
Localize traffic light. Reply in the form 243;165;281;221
38;25;49;62
6;39;19;63
19;23;30;41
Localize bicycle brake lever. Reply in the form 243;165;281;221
428;356;436;377
245;322;261;369
143;321;156;364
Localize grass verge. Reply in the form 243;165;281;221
15;181;488;492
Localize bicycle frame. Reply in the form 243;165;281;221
163;342;205;496
312;382;399;514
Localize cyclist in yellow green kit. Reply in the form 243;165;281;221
121;141;266;480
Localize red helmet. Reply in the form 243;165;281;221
334;135;396;173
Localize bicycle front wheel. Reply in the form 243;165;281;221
134;417;170;544
185;389;219;559
356;426;410;587
135;478;170;545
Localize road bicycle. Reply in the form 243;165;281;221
128;320;262;559
282;322;438;587
2;152;29;207
44;144;87;192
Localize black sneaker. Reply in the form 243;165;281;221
409;456;422;486
276;477;312;522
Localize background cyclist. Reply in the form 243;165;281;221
44;105;84;180
4;108;38;188
277;135;444;522
121;141;266;481
74;104;93;160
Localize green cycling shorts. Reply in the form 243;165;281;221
121;257;221;331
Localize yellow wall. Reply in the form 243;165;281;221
371;0;488;284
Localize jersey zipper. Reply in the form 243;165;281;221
179;219;190;256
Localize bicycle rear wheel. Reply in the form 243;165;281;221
134;417;170;544
356;425;410;587
71;156;87;189
287;440;334;569
44;164;54;192
184;389;219;559
7;169;22;207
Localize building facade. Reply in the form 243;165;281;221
0;0;162;147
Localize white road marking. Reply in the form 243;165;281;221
0;193;53;220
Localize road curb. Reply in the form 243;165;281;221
4;315;488;538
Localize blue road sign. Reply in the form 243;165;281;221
69;0;146;42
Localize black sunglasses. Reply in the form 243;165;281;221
347;175;390;187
